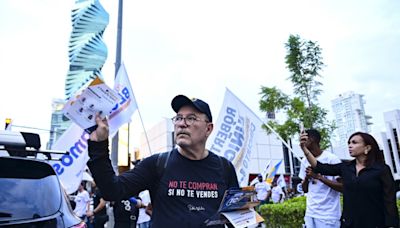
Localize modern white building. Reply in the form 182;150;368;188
138;117;175;159
331;91;372;158
247;121;287;177
380;110;400;180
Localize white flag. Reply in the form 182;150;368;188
277;174;286;188
249;160;271;186
108;63;138;137
206;88;262;187
50;63;138;194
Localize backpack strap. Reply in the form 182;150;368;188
152;150;172;208
156;150;172;178
218;155;232;187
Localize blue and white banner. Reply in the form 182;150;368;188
50;64;138;194
206;88;262;187
50;123;89;194
109;63;138;137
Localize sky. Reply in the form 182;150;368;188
0;0;399;148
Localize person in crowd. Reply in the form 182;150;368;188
73;182;90;221
254;174;270;227
87;95;239;227
69;195;76;210
112;197;143;228
301;131;399;227
137;190;152;228
285;187;296;199
145;203;152;218
299;129;342;228
270;181;284;203
255;174;271;205
86;182;108;228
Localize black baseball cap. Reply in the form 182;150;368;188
171;95;213;122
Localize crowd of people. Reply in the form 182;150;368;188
69;181;153;228
254;174;301;206
72;94;398;228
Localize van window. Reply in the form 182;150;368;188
0;158;62;222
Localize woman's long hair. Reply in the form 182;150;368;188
348;132;384;166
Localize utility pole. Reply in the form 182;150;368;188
111;0;123;174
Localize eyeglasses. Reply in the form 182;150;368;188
171;115;209;126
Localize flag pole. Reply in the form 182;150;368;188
136;107;152;156
111;0;123;174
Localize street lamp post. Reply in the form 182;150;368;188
111;0;123;174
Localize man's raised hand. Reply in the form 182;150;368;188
89;113;109;142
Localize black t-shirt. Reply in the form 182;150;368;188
93;189;106;216
88;141;239;228
113;198;139;223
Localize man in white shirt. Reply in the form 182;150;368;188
299;129;342;228
254;174;271;204
270;182;284;203
73;182;90;221
137;190;151;228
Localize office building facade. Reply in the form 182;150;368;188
331;91;372;157
380;110;400;180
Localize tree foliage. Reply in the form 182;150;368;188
259;34;335;149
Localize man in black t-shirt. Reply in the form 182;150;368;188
88;95;239;227
112;197;142;228
86;183;108;228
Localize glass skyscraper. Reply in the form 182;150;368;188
49;0;109;148
65;0;109;99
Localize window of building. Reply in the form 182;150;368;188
387;138;397;173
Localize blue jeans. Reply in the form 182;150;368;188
138;221;151;228
304;216;340;228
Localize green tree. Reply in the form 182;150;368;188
259;34;335;149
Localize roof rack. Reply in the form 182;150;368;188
0;131;68;160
